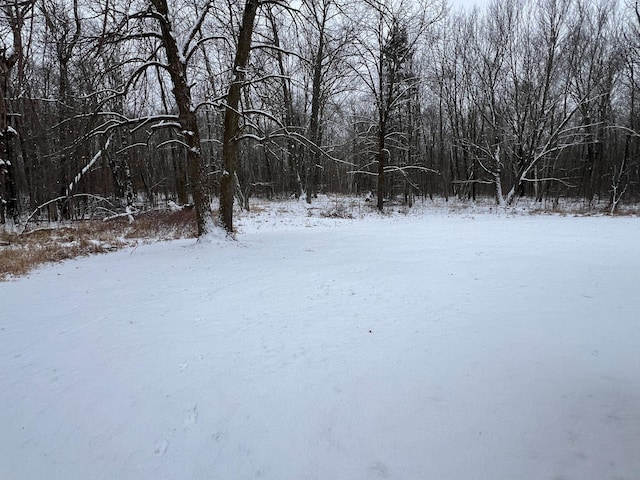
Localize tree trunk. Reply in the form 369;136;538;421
150;0;213;237
267;10;302;199
306;10;327;204
220;0;259;233
494;147;506;207
1;53;19;224
377;121;385;211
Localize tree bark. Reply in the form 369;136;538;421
268;10;303;199
306;5;327;204
150;0;213;236
1;52;19;224
377;120;386;211
220;0;259;233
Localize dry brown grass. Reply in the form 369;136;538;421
0;209;197;281
319;198;361;218
124;209;198;239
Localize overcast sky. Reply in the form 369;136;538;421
447;0;490;11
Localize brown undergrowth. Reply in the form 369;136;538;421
0;209;197;280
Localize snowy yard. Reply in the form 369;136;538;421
1;201;639;480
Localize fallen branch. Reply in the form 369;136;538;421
103;206;138;223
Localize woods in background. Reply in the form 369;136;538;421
1;0;639;233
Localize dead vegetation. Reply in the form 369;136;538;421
319;197;361;218
0;209;197;281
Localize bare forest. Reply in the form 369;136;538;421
1;0;639;236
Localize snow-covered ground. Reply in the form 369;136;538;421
1;199;639;480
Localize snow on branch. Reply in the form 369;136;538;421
520;177;576;188
87;113;179;138
240;129;356;168
609;125;640;138
347;170;380;176
130;116;179;133
149;120;182;131
452;179;495;185
156;138;191;150
185;35;230;64
181;1;213;61
192;97;226;112
102;205;138;223
384;165;440;175
115;143;148;155
112;61;171;100
348;165;439;176
66;134;113;197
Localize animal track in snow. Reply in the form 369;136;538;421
368;461;390;478
183;404;198;426
154;438;170;457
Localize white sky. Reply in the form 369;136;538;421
447;0;490;10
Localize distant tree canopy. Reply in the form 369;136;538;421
1;0;638;232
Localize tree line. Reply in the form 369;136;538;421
1;0;639;235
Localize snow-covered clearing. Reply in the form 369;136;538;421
1;200;639;480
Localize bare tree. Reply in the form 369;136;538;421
0;0;36;224
501;0;574;205
349;0;443;211
92;0;218;236
0;46;18;224
565;0;625;205
299;0;353;203
219;0;259;233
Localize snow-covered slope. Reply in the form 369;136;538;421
1;205;639;479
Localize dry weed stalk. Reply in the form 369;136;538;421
0;210;196;280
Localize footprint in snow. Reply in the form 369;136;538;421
183;404;198;426
154;439;169;457
368;461;390;478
